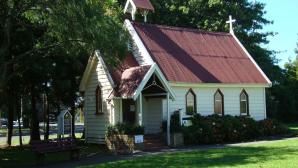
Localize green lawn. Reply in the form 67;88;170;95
0;140;107;167
84;138;298;168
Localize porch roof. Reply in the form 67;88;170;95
108;54;175;100
111;65;151;98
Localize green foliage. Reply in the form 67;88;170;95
183;114;289;145
269;58;298;121
259;118;289;136
170;112;183;133
106;123;145;136
162;112;183;133
0;0;129;142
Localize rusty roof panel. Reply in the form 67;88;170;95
132;22;268;84
110;54;150;98
132;0;154;11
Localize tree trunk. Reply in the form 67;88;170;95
3;3;13;147
44;94;50;140
29;86;40;143
0;110;2;128
70;106;76;138
6;96;14;146
17;97;23;146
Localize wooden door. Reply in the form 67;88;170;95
122;99;136;124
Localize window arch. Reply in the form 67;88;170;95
186;89;196;115
96;85;103;114
214;89;224;115
240;89;249;115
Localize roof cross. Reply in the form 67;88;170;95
226;15;236;34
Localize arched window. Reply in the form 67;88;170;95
96;85;103;114
240;89;249;115
186;89;196;115
214;89;224;115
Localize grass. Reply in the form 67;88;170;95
0;133;83;147
1;123;298;167
82;138;298;168
0;140;107;168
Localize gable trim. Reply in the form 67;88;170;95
231;34;272;86
79;55;97;92
124;19;154;65
133;63;176;100
124;0;137;14
79;51;116;92
95;51;116;88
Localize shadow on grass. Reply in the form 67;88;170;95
85;145;298;168
0;142;107;168
0;146;71;168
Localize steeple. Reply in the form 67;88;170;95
124;0;154;22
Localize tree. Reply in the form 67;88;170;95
1;0;129;144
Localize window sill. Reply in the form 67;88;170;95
240;114;250;117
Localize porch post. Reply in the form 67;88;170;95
167;93;170;145
139;92;143;126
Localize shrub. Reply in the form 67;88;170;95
106;123;144;136
162;112;183;133
259;119;289;136
182;114;289;145
171;111;182;133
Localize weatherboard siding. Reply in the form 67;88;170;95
84;60;113;144
167;86;266;121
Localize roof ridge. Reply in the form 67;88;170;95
132;21;231;36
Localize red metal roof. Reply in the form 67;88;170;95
132;0;154;11
110;54;151;97
132;22;268;84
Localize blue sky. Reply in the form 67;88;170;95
258;0;298;67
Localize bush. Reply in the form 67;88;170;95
162;111;183;133
259;119;289;136
171;111;183;133
106;123;144;136
182;114;289;145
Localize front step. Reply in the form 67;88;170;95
143;134;169;151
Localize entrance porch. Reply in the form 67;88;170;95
109;64;175;145
120;74;169;135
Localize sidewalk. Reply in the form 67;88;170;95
43;136;298;168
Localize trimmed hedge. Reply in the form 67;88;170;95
183;114;289;144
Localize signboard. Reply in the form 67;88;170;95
58;110;73;138
182;117;192;127
134;135;144;144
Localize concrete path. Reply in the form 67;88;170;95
38;136;298;168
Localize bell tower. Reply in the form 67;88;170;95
124;0;154;22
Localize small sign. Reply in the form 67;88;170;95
182;117;192;127
134;135;144;144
